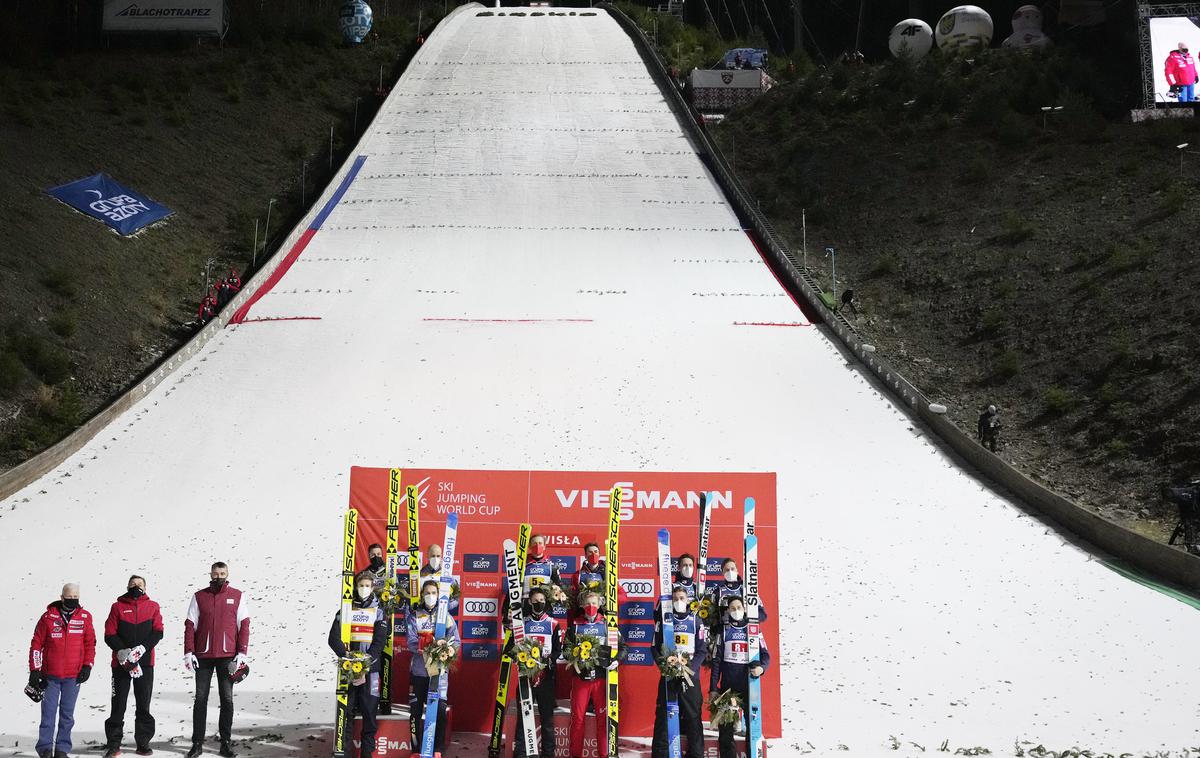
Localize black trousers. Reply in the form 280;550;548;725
408;675;447;753
651;676;704;758
513;675;556;758
105;665;155;749
717;687;751;758
351;678;379;758
191;658;234;745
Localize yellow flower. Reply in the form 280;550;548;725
699;609;709;619
572;646;581;657
518;652;529;663
581;642;592;652
530;647;541;658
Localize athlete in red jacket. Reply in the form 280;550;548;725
103;576;164;757
29;584;96;758
183;563;250;758
1166;43;1198;102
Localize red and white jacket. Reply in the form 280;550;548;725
184;583;250;659
29;601;96;678
104;592;164;667
1166;50;1198;86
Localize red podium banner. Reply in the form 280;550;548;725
346;467;781;739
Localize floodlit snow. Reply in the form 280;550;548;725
3;5;1199;757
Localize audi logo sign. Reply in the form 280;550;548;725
462;598;499;616
619;579;655;598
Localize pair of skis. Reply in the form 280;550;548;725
418;511;459;758
333;508;359;758
653;492;713;758
487;525;531;758
744;497;764;758
380;469;403;716
605;487;622;758
502;527;539;756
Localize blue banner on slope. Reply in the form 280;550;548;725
47;173;173;236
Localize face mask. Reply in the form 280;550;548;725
583;603;600;616
423;594;438;609
127;586;144;597
672;599;688;613
369;556;385;569
679;565;694;579
357;586;373;601
586;553;600;565
61;598;79;610
729;608;745;622
210;578;227;590
530;601;546;615
723;569;738;583
429;557;442;572
531;545;546;557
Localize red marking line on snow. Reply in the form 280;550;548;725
239;316;323;324
733;321;811;327
742;230;818;325
422;318;594;323
229;229;318;324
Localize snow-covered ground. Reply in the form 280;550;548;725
3;5;1199;757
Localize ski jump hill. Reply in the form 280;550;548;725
2;4;1199;757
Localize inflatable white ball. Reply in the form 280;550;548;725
935;5;993;50
888;19;935;60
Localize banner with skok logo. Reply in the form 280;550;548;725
46;173;173;236
346;466;780;739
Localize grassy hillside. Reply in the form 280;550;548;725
709;47;1200;541
0;3;432;467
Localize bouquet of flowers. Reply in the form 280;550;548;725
708;689;745;730
513;637;547;678
339;651;372;686
563;633;602;675
656;650;694;687
378;577;408;613
692;596;718;629
421;637;458;676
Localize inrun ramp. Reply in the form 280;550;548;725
3;5;1199;757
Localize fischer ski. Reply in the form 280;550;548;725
745;511;763;758
605;487;622;758
488;524;531;758
333;508;359;758
657;528;682;758
504;536;539;757
407;484;421;609
380;469;401;715
419;512;458;758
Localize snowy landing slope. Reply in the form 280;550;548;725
2;6;1198;757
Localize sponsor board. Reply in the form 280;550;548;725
622;624;654;643
619;579;656;598
346;466;778;739
461;620;498;640
46;173;173;236
102;0;228;35
462;642;499;661
623;647;654;666
464;553;499;572
461;597;499;617
620;601;655;620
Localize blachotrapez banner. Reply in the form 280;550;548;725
102;0;228;36
47;173;173;236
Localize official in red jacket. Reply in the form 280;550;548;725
183;563;250;758
103;576;164;757
29;584;96;758
1166;43;1198;103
